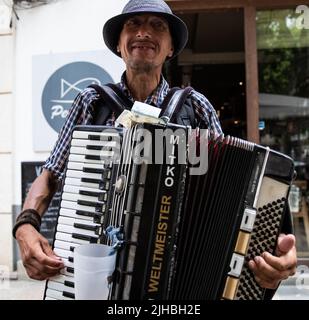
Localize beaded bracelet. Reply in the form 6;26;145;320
12;209;42;239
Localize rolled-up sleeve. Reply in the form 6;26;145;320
190;90;223;139
43;88;98;180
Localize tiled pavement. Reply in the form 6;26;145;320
1;261;309;300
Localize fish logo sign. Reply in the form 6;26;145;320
42;61;114;132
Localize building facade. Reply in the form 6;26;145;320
0;0;308;297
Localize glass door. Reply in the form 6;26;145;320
257;8;309;259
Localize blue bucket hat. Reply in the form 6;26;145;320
103;0;188;60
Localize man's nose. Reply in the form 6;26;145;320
136;23;151;38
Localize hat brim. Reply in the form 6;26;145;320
103;11;188;60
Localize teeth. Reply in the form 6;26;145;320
134;46;153;50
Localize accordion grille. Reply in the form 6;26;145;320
236;197;286;299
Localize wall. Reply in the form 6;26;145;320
0;0;14;270
0;0;127;270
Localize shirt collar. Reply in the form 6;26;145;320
118;72;170;108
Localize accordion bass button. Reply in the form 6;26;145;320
115;175;126;193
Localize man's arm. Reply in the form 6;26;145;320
15;88;99;280
15;169;64;280
23;169;59;214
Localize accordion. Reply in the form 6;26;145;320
44;122;294;300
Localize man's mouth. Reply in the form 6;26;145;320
131;42;156;51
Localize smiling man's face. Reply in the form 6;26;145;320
117;14;174;73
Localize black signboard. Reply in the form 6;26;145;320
21;162;61;244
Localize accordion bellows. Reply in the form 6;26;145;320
44;123;294;300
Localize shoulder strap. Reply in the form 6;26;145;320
105;83;133;110
159;86;193;123
88;83;133;119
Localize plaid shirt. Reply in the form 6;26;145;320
44;72;223;180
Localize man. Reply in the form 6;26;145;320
14;0;296;294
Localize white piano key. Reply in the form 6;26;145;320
57;223;99;238
45;288;74;300
65;169;102;180
49;274;75;285
69;146;114;158
60;268;74;277
72;130;120;140
59;208;94;222
68;154;104;165
55;231;91;245
62;192;105;204
58;217;103;237
48;280;75;294
54;239;78;252
61;257;74;269
45;297;57;300
58;216;101;229
49;274;66;283
63;184;105;196
64;177;100;189
71;138;117;148
54;247;74;260
67;161;104;171
61;200;101;214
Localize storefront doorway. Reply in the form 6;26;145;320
166;9;247;138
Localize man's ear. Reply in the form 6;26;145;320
168;47;174;58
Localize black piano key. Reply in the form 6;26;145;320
75;210;104;224
66;267;74;274
88;134;101;141
83;167;104;174
68;257;74;263
73;223;101;234
98;204;106;213
102;170;111;180
63;291;75;299
79;190;107;201
99;193;107;202
76;210;96;217
69;246;75;252
81;177;101;184
77;200;103;212
86;145;113;151
93;214;104;224
99;180;109;190
72;233;98;243
73;223;95;231
88;134;113;141
79;190;99;197
85;155;102;161
64;280;74;288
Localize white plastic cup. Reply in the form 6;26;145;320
74;244;116;300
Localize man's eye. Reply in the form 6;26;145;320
125;19;141;27
151;20;168;31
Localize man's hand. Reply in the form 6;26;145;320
16;224;64;280
248;234;297;289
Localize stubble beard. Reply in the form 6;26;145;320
127;57;156;74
